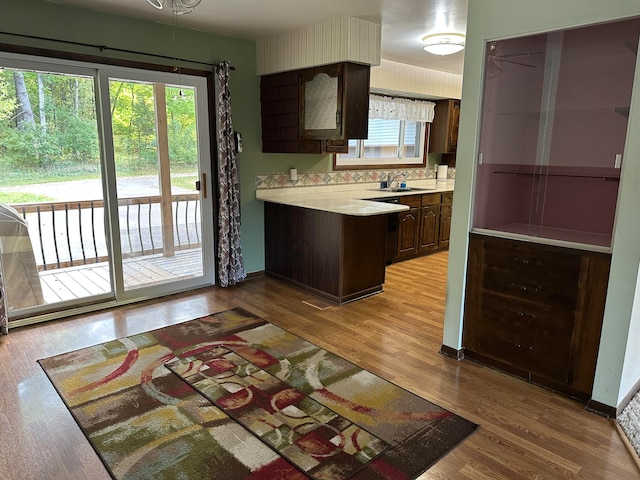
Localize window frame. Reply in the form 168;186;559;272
333;118;429;170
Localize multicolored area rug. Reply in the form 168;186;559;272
39;307;477;479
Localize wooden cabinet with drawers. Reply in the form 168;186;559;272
463;234;612;400
394;191;452;261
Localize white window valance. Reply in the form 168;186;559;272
369;94;436;123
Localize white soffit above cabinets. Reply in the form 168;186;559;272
256;17;381;75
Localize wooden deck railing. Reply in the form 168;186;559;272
12;194;201;271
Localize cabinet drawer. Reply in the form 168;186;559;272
421;193;441;206
475;315;572;383
399;195;421;208
483;239;581;279
483;265;580;306
482;292;575;341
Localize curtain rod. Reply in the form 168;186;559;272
0;31;235;70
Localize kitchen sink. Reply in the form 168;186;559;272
369;187;436;192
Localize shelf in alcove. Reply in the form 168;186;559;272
498;106;630;117
489;165;621;180
472;225;612;252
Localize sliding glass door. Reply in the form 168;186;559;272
0;53;214;323
101;70;213;299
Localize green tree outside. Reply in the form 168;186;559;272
0;69;199;199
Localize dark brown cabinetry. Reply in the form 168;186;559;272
428;99;460;154
438;192;453;249
463;234;611;400
418;193;444;253
264;202;386;304
396;196;421;259
393;192;452;262
260;62;370;154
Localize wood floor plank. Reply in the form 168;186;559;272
1;252;638;479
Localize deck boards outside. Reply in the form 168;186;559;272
37;249;202;304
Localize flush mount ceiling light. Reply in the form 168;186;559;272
422;33;465;56
147;0;202;14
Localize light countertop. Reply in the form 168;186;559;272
256;179;455;216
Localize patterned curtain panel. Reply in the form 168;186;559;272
214;61;246;287
0;267;7;335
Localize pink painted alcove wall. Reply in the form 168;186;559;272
473;18;640;245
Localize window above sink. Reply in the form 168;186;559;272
334;94;435;170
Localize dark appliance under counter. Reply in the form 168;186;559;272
370;197;400;265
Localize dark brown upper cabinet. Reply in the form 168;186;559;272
299;63;369;140
261;62;370;154
428;98;460;154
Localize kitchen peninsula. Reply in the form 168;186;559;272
257;179;454;304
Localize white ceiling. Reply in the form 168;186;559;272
46;0;469;75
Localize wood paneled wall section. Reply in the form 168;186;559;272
256;16;381;75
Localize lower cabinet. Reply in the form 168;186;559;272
396;196;421;259
393;192;452;262
438;192;453;249
264;202;387;304
463;234;611;401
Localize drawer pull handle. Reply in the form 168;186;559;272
511;309;538;319
510;282;542;292
513;256;543;266
515;343;534;350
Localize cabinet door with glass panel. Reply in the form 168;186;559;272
473;18;640;250
299;62;369;141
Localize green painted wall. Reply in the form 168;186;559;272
0;0;334;274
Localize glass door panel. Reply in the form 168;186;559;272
473;18;640;249
0;55;213;325
108;76;209;292
0;65;113;317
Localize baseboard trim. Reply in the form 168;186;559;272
245;270;265;281
617;377;640;416
439;345;464;360
586;377;640;419
586;399;617;418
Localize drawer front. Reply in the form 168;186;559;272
482;292;575;341
441;191;453;205
475;315;572;383
483;265;580;306
481;239;582;306
399;195;421;208
421;193;441;206
483;239;581;279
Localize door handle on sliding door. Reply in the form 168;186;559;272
196;173;207;199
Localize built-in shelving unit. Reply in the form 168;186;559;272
463;17;640;402
472;19;640;250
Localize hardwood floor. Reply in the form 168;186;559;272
1;252;638;479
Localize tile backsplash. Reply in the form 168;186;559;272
256;167;455;189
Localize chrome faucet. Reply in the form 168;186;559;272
388;171;408;189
